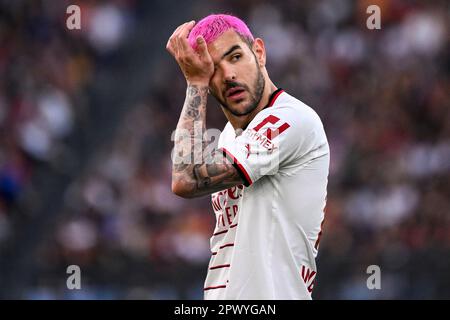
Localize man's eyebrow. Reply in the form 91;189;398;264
221;45;241;59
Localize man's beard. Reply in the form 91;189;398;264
211;62;265;117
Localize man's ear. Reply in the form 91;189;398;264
252;38;266;67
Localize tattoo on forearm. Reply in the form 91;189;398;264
193;160;240;189
186;95;201;119
172;84;243;196
173;84;207;173
183;85;204;120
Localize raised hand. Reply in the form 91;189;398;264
166;21;214;86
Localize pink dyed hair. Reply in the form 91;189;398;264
188;14;254;50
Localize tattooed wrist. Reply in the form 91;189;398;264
187;80;210;87
182;84;207;121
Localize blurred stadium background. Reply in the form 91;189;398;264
0;0;448;299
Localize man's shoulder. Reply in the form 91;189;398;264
217;121;234;147
276;91;322;121
251;91;325;133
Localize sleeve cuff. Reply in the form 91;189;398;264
220;147;253;187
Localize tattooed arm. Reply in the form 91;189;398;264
171;84;243;198
166;21;243;198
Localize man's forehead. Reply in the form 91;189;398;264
207;30;246;57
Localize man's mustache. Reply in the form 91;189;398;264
223;81;249;96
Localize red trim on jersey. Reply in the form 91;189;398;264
220;243;234;249
314;204;327;250
204;284;227;291
213;229;228;236
211;243;234;256
268;89;284;107
209;264;231;270
220;147;253;186
314;219;325;250
212;223;238;237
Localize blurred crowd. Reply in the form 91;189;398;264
1;0;449;299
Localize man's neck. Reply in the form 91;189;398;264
224;81;277;131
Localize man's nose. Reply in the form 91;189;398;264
222;65;236;82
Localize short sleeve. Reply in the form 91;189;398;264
220;101;326;186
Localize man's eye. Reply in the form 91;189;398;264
231;54;241;61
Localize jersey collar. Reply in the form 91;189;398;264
239;88;284;132
263;88;284;110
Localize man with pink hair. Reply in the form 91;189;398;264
167;14;329;300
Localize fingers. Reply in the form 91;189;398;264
178;21;196;55
166;21;191;56
166;20;213;83
195;36;209;60
166;21;195;57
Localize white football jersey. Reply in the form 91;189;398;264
204;89;330;300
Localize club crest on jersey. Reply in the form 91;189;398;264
245;143;251;159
